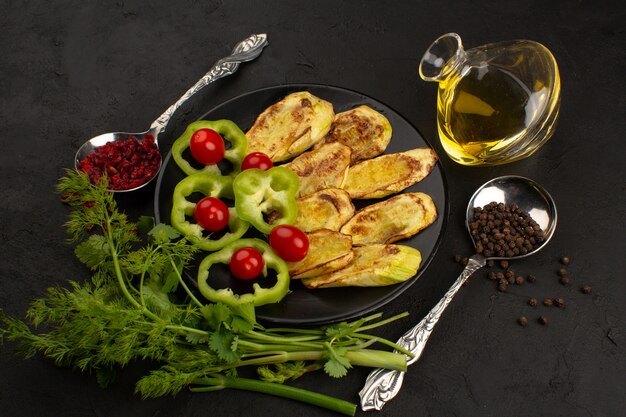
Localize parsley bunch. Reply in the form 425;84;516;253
0;171;411;416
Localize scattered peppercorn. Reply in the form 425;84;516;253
538;316;549;325
507;276;516;285
527;274;536;283
496;272;505;280
529;297;537;306
469;202;545;257
554;298;565;308
581;285;592;294
488;271;497;280
558;268;568;277
515;276;525;285
518;316;529;327
487;260;495;268
500;260;510;269
543;298;553;307
560;256;570;265
505;270;515;279
461;257;469;266
454;255;462;263
497;283;508;292
560;276;570;285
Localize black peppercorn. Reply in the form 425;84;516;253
500;260;509;269
543;298;553;307
505;270;515;279
560;256;570;265
497;283;508;292
487;271;497;280
527;274;536;283
507;276;516;285
581;285;592;294
515;276;525;285
554;298;565;308
538;316;549;325
560;276;570;285
558;268;568;277
518;316;529;327
529;297;537;306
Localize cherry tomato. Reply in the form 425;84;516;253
190;128;225;165
230;247;265;280
269;225;309;262
242;152;274;171
194;197;229;232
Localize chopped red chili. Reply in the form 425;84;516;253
78;135;161;190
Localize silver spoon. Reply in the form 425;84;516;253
359;175;557;411
74;33;269;192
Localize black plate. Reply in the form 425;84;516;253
154;84;448;325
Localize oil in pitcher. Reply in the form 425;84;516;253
420;33;561;166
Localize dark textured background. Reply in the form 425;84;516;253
1;1;625;416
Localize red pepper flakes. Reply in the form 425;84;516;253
78;135;161;190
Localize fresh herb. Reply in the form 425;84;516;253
0;170;411;416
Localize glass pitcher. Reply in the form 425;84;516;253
419;33;561;166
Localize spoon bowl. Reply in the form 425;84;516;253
466;175;558;260
73;33;269;192
360;175;557;411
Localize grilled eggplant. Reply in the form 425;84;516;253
340;192;437;245
314;105;392;164
342;148;438;199
301;244;421;288
283;142;351;197
295;188;355;232
246;91;335;162
287;229;353;279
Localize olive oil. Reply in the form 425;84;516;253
420;34;560;166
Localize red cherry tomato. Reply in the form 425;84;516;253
269;225;309;262
194;197;229;232
190;128;225;165
230;247;265;280
241;152;274;171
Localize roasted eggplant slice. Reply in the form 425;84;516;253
342;148;438;199
246;91;335;162
287;229;353;279
283;142;351;197
301;244;421;288
340;192;437;245
313;105;392;164
295;188;355;232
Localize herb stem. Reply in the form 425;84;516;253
191;375;356;416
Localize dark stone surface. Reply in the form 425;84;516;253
1;1;624;416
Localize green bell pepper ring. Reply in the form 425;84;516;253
171;171;249;251
172;120;248;176
197;238;290;307
233;166;300;234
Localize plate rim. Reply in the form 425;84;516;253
153;82;449;325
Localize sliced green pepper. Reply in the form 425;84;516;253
172;120;248;176
197;238;290;307
233;166;300;234
171;171;249;251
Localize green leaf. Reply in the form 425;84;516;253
185;331;209;345
209;327;240;363
148;223;181;245
161;257;183;294
200;303;232;331
142;281;176;319
323;344;352;378
74;235;110;270
230;315;254;334
230;303;256;327
136;216;155;235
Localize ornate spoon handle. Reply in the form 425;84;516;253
359;254;486;411
149;33;268;136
